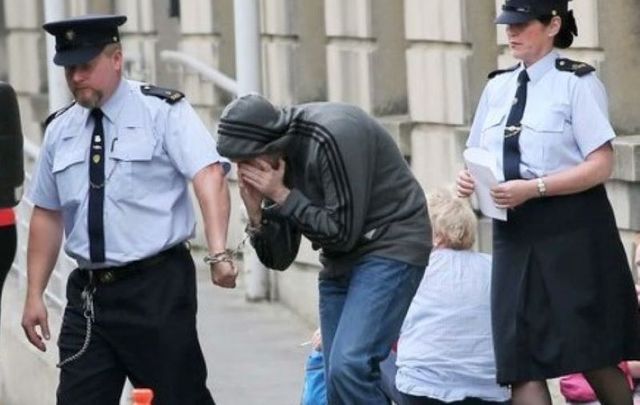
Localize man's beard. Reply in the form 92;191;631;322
73;88;103;109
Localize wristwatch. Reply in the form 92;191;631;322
536;177;547;197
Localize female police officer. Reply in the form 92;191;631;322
457;0;640;403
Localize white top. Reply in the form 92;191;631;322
466;50;615;181
28;79;230;268
395;249;510;402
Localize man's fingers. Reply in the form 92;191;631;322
254;158;271;171
242;174;263;191
224;278;237;288
213;275;236;289
242;170;260;182
211;263;238;289
239;164;262;177
23;324;46;352
41;318;51;341
237;172;247;188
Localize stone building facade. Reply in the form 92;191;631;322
3;0;640;321
0;1;639;401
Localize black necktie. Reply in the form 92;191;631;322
88;108;105;263
503;70;530;181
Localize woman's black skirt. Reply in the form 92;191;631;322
492;185;640;385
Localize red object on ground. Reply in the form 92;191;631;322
0;208;15;227
132;388;154;405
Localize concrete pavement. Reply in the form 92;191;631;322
0;250;316;405
194;250;315;405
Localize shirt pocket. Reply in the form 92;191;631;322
480;107;507;151
108;128;156;201
521;109;566;172
52;148;86;209
522;110;565;133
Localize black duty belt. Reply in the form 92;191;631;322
84;243;187;284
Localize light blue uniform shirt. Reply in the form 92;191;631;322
28;79;230;268
395;249;510;402
467;51;615;181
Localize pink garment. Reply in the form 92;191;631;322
560;362;633;402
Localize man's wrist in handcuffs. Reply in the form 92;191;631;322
204;250;233;267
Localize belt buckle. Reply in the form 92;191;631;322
98;270;115;283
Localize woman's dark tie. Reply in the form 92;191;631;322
503;69;530;181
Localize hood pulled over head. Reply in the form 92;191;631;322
216;94;293;160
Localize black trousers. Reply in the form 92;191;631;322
57;245;215;405
401;394;510;405
0;224;17;327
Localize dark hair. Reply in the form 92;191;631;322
538;14;575;49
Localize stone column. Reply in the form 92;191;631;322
0;0;7;81
115;0;157;84
260;0;325;105
325;0;407;115
599;0;640;135
67;0;111;15
177;0;233;129
406;0;497;192
609;137;640;274
3;0;47;142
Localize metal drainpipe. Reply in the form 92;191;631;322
233;0;270;301
44;0;71;113
233;0;262;95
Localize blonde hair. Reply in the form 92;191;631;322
427;187;477;250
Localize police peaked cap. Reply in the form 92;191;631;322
495;0;570;24
43;14;127;66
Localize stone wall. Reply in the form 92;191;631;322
260;0;326;105
2;0;47;142
0;0;7;81
176;0;235;129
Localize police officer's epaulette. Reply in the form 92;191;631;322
555;58;595;77
43;101;75;129
487;64;519;79
140;84;185;104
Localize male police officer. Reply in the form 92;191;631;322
21;14;233;404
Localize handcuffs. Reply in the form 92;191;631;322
203;222;263;273
203;250;234;266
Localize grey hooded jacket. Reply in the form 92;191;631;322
217;94;431;277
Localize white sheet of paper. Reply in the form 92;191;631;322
463;147;507;221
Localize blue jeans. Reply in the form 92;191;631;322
319;255;424;405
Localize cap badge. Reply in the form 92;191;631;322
65;30;75;41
